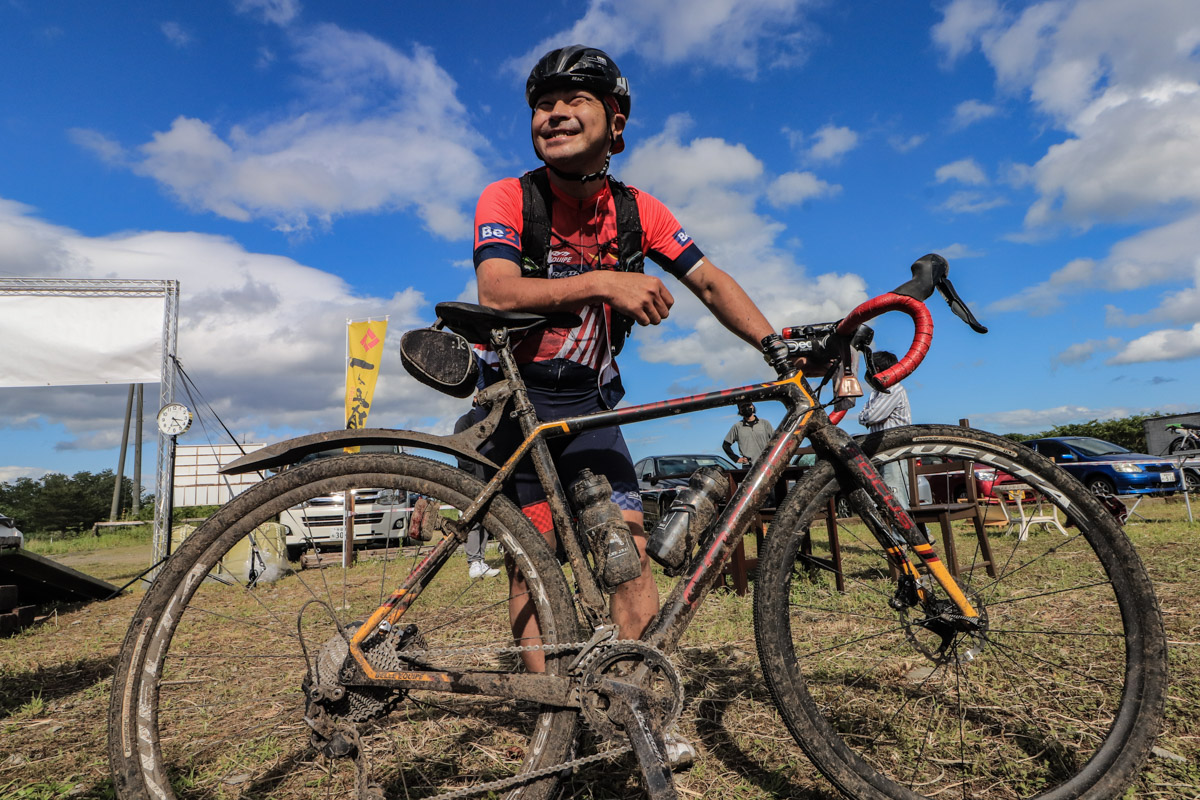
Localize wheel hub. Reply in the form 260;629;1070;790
900;596;990;666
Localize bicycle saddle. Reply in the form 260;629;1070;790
435;301;582;345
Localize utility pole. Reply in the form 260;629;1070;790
133;384;143;514
111;384;135;521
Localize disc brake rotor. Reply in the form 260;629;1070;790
899;596;989;666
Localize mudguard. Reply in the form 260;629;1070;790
220;427;499;475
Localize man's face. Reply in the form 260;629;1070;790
531;88;624;171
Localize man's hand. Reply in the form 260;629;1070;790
597;271;674;325
738;456;750;466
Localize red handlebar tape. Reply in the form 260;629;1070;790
837;293;933;388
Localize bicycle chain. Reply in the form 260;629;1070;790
348;633;670;800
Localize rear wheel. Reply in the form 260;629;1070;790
755;424;1167;800
1087;475;1117;496
109;454;580;800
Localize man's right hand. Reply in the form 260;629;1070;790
597;271;674;325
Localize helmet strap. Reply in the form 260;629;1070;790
547;153;611;183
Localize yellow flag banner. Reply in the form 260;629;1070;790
345;319;388;436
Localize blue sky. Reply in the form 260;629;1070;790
3;0;1200;488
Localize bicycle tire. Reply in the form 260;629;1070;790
1167;436;1186;455
754;424;1167;800
108;453;581;800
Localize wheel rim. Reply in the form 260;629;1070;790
773;437;1150;800
129;459;574;800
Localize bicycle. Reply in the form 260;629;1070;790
108;254;1167;800
1165;421;1200;455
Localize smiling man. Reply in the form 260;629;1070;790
471;48;781;765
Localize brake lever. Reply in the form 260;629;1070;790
893;253;988;334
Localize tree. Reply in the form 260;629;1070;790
1008;413;1167;453
0;470;139;534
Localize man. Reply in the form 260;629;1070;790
722;402;775;465
857;351;913;505
473;51;783;767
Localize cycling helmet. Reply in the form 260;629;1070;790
526;45;630;155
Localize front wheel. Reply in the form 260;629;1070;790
1167;435;1186;454
754;424;1167;800
109;453;580;800
1087;475;1117;496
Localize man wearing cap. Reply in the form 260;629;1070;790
722;403;775;466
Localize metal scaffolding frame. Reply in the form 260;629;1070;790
0;278;180;566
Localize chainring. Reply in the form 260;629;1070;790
577;641;684;741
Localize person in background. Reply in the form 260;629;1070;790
857;351;912;506
722;402;775;466
454;404;500;579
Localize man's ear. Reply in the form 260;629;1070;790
610;113;626;138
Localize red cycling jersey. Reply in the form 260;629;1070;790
473;174;703;391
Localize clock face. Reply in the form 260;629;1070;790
157;403;192;436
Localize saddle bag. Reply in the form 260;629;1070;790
399;327;479;398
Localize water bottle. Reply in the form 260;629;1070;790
647;466;731;574
570;469;643;591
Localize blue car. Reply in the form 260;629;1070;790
1024;436;1182;496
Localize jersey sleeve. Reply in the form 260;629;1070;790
634;190;705;279
473;178;524;268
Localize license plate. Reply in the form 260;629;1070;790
330;526;345;537
1162;472;1176;482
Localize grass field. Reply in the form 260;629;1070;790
1;497;1198;800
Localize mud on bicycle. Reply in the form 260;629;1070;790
109;254;1167;800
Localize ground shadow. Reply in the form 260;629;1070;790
0;654;117;718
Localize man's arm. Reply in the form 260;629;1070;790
722;440;739;462
477;257;675;324
678;260;774;347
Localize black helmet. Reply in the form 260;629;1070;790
527;45;630;154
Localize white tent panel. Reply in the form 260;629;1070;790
0;294;163;387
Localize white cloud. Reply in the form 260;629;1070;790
888;133;926;153
806;125;859;162
952;98;998;127
74;27;491;239
0;467;50;483
161;22;191;48
233;0;301;26
1052;336;1123;366
621;117;866;382
1110;323;1200;364
0;200;465;453
969;403;1158;434
937;243;985;260
940;190;1007;214
510;0;820;78
931;0;1002;64
935;157;988;185
767;171;840;208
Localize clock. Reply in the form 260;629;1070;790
157;403;192;436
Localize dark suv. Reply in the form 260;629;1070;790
633;454;736;526
1024;436;1182;496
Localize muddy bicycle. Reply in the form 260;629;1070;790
109;254;1166;800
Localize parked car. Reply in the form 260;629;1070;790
277;445;415;558
634;454;736;526
0;514;23;547
1024;436;1182;496
916;456;1025;504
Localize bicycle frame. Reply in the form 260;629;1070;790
344;327;978;697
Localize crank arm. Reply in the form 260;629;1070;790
602;678;678;800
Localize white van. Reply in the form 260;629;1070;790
277;446;414;559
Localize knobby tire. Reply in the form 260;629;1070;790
754;424;1167;800
108;454;580;800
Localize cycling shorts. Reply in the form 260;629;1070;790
479;359;642;517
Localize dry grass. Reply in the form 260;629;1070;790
1;498;1198;799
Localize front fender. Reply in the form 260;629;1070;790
220;427;499;475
